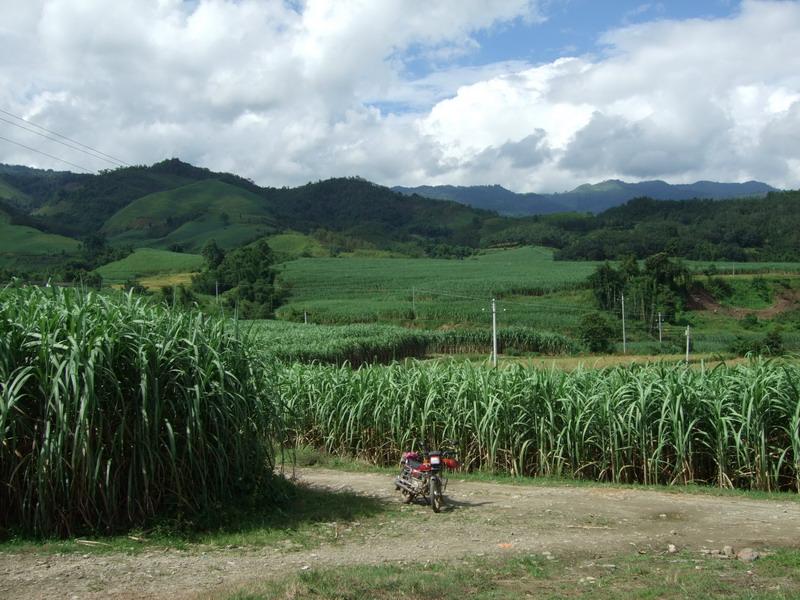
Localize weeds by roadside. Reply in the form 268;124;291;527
224;549;800;600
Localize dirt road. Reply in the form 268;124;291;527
2;468;799;599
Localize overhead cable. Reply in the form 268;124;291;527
0;134;94;172
0;107;130;167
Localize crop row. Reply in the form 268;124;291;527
252;320;579;364
274;359;800;491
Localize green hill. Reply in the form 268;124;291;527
0;177;33;208
103;179;277;251
20;159;244;238
95;248;204;283
269;177;492;251
0;207;80;268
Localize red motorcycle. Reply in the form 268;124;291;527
395;447;458;512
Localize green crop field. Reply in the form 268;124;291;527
95;248;204;283
251;320;577;364
275;246;601;326
271;248;800;355
687;260;800;275
267;232;329;259
276;358;800;491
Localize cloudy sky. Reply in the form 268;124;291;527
1;0;799;192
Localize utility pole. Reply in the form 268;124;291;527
215;280;219;304
412;287;416;319
685;325;691;363
491;297;498;368
658;312;663;345
304;310;308;324
621;293;627;354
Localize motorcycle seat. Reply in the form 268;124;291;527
403;457;423;469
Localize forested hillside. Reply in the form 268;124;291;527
1;159;799;281
479;192;800;261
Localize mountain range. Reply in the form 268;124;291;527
393;180;776;215
1;159;797;275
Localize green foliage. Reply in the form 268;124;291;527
276;359;800;491
588;252;690;327
729;329;784;356
201;239;225;268
0;285;280;537
160;284;198;308
194;239;279;318
33;163;205;237
251;321;577;365
555;191;800;261
578;312;615;353
269;177;492;255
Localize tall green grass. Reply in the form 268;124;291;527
0;285;279;537
274;359;800;491
251;320;578;365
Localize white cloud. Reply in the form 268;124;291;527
0;0;799;192
418;0;800;190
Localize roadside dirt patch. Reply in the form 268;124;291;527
2;469;799;599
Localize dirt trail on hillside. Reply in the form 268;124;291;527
2;469;800;599
688;287;800;318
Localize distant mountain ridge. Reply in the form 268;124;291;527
0;160;493;260
393;179;777;215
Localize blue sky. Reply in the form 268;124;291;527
406;1;739;77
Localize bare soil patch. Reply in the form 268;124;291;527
2;469;799;599
688;285;800;319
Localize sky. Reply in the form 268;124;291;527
1;0;799;192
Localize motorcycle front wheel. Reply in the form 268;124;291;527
430;476;443;513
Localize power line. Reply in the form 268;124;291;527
0;108;130;166
0;116;126;168
0;134;94;172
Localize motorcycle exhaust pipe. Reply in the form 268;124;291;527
395;478;417;494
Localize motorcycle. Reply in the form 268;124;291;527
394;447;458;512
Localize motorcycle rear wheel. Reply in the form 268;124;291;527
430;477;443;513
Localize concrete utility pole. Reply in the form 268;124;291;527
491;297;498;368
412;287;416;319
621;293;627;354
304;310;308;324
215;280;219;304
658;312;663;345
685;325;691;363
